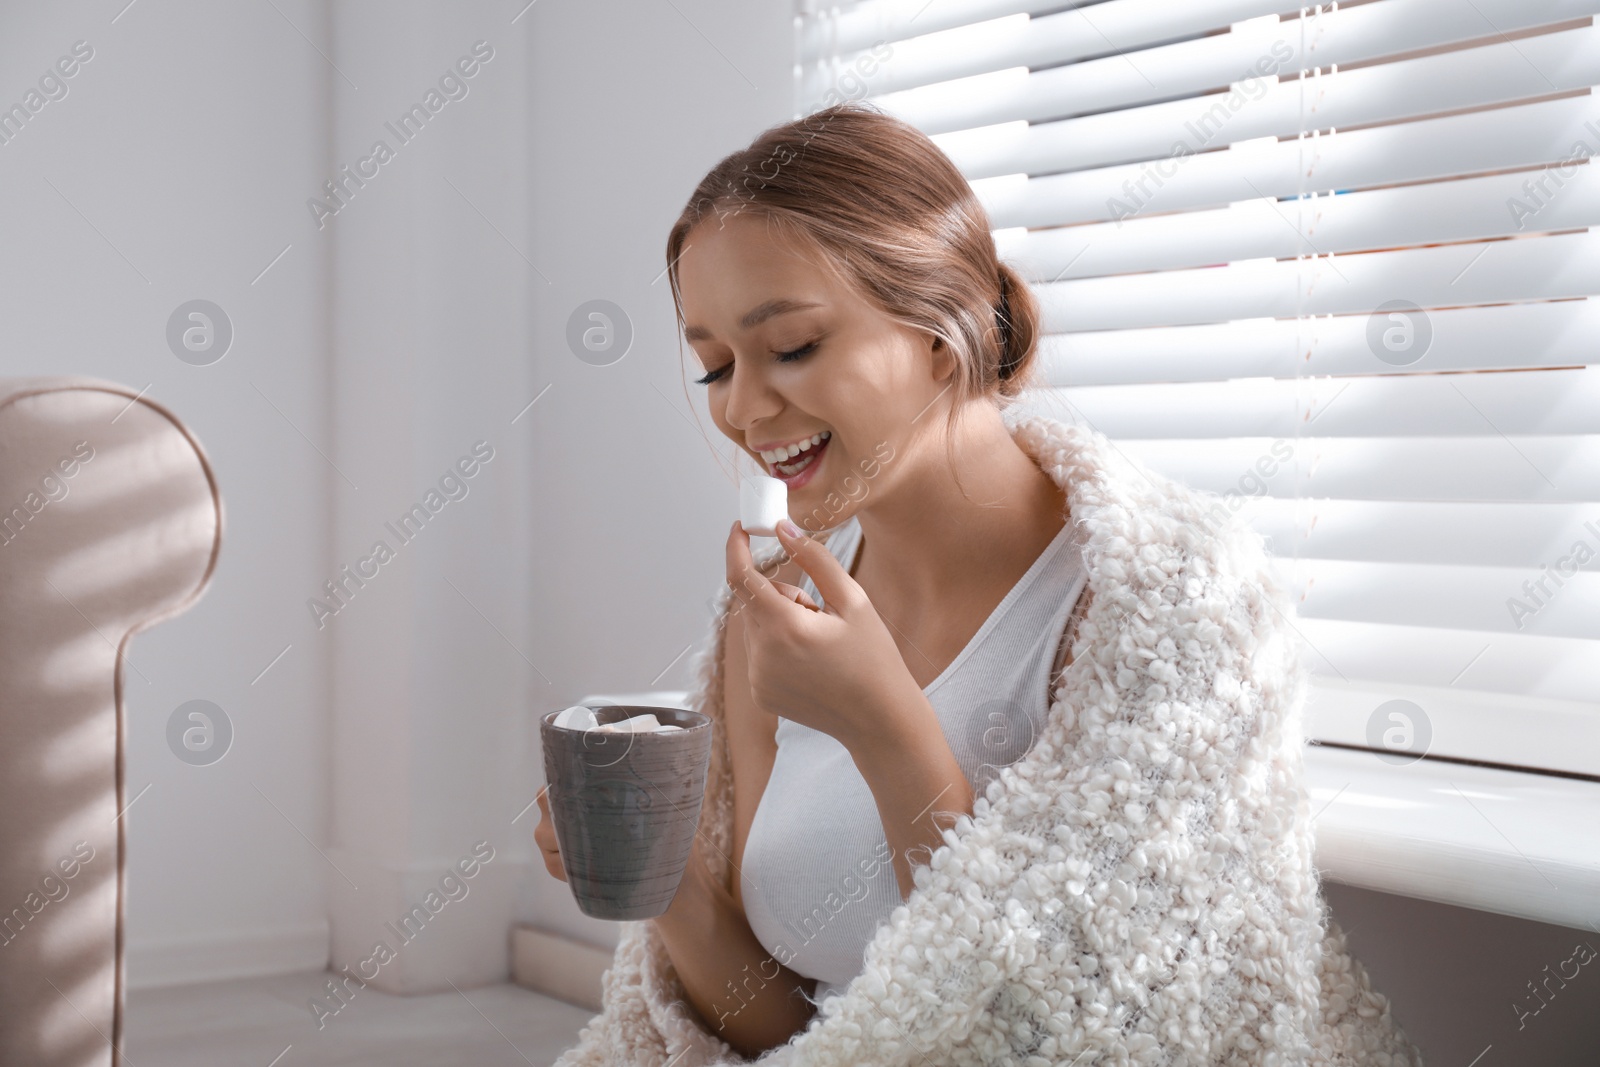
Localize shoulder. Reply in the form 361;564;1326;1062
1060;432;1269;597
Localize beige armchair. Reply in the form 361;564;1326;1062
0;376;221;1067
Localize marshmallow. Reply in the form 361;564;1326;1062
553;705;684;734
594;713;660;733
740;474;788;537
553;705;599;730
593;714;684;734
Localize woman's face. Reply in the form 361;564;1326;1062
677;212;951;531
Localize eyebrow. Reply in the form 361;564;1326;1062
683;299;822;344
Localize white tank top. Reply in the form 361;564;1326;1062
739;513;1088;1006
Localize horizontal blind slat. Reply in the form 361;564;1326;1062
1293;617;1598;706
1037;300;1600;386
797;0;1066;64
1272;558;1599;639
1078;433;1600;501
1240;497;1600;569
1305;678;1600;778
1049;369;1600;439
796;0;1297;67
969;93;1600;225
998;168;1600;283
800;0;1298;104
1034;229;1600;331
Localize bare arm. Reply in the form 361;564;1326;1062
848;685;975;901
652;844;817;1057
650;554;818;1057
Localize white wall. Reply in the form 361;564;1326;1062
308;0;799;984
0;0;333;985
0;0;794;990
320;0;533;994
516;0;795;948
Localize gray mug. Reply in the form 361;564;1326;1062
539;704;713;920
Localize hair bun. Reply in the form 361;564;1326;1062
995;272;1016;380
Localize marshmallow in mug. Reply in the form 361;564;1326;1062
739;474;788;537
552;705;682;733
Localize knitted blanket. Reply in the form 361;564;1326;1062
552;412;1424;1066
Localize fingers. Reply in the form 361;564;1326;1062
772;520;859;615
533;785;567;882
770;579;820;612
724;521;792;623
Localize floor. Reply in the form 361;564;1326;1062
125;970;595;1067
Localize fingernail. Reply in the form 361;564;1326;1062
778;518;801;538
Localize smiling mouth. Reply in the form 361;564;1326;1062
765;433;830;480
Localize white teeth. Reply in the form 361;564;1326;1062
759;430;829;465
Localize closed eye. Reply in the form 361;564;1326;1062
693;340;820;387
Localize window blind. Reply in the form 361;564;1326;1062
794;0;1600;781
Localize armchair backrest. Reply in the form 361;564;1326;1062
0;376;221;1067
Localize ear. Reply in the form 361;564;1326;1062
928;332;955;383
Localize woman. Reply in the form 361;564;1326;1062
539;102;1422;1066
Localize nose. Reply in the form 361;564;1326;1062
721;352;781;437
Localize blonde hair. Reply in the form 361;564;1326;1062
665;101;1041;468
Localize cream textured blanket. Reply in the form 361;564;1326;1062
553;413;1424;1066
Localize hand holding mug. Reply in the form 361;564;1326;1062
534;784;566;882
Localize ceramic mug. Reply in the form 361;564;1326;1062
539;704;713;920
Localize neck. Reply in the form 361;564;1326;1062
850;403;1068;613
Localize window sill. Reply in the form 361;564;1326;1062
577;693;1600;932
1306;745;1600;932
